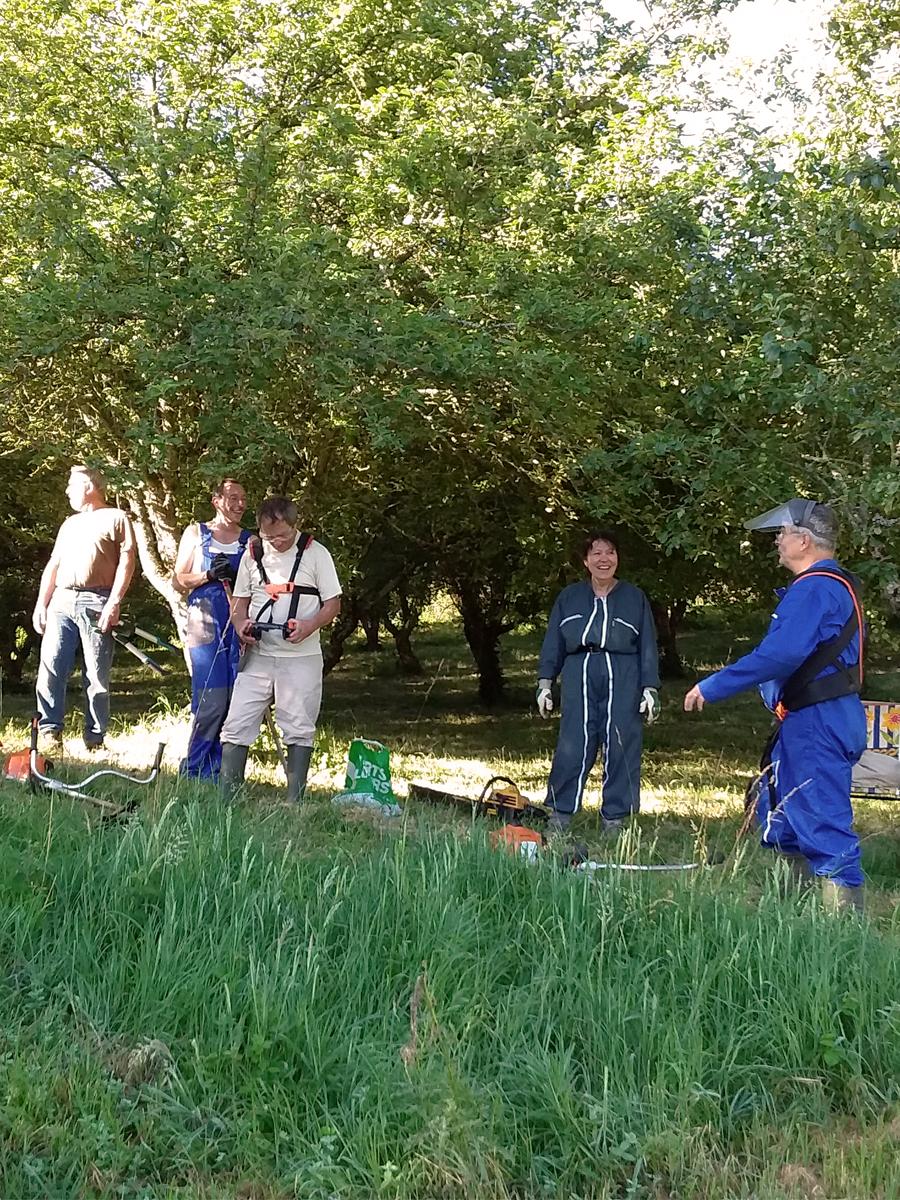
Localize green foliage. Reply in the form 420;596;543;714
2;0;900;694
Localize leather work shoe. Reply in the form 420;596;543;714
39;731;64;755
83;740;104;753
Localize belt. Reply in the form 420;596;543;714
61;586;112;594
570;644;637;656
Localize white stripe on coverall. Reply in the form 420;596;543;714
601;598;615;793
574;599;600;808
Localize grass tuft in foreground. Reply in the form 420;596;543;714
2;787;900;1199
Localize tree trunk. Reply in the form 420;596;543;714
0;623;37;686
651;600;687;679
359;607;382;651
383;592;423;675
452;581;507;705
125;482;188;633
323;593;360;676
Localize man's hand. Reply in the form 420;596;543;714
639;686;660;723
683;684;706;712
32;604;48;636
207;553;237;587
238;619;259;646
536;679;554;718
96;600;121;634
286;618;318;645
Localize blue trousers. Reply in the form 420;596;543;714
181;583;242;780
757;697;867;887
546;650;643;819
36;588;115;745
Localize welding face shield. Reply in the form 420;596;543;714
744;498;819;533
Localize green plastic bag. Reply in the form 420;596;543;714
333;739;401;816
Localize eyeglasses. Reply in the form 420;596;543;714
775;528;807;542
260;526;297;543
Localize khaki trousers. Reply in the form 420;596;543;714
220;651;323;747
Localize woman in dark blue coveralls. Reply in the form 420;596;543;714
536;530;660;834
174;480;252;780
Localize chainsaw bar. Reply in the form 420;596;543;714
408;780;549;825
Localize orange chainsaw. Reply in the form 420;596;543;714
408;775;547;857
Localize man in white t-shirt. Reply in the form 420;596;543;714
219;496;342;803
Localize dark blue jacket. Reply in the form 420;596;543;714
538;579;660;687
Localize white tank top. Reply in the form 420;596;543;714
189;527;245;573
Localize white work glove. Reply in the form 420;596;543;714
536;679;554;718
639;687;660;723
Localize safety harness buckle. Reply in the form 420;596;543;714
250;533;319;629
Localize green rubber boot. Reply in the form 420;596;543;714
286;744;313;805
776;852;814;898
219;744;249;804
821;879;865;915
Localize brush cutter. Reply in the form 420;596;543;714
3;742;51;782
26;714;165;819
560;840;727;873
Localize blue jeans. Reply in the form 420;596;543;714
36;588;115;744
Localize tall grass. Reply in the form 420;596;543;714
2;788;900;1199
4;615;900;1197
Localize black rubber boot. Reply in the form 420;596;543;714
286;744;313;805
219;744;249;804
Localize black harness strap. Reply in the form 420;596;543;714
250;534;319;626
746;723;782;833
777;567;864;715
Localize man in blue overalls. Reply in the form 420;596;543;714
685;500;866;912
174;480;252;780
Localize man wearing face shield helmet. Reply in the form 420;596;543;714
684;500;867;912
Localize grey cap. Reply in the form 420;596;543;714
744;498;838;544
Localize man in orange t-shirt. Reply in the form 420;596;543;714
33;466;136;751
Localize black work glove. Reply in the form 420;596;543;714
206;553;237;586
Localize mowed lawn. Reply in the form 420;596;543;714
2;612;900;1199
